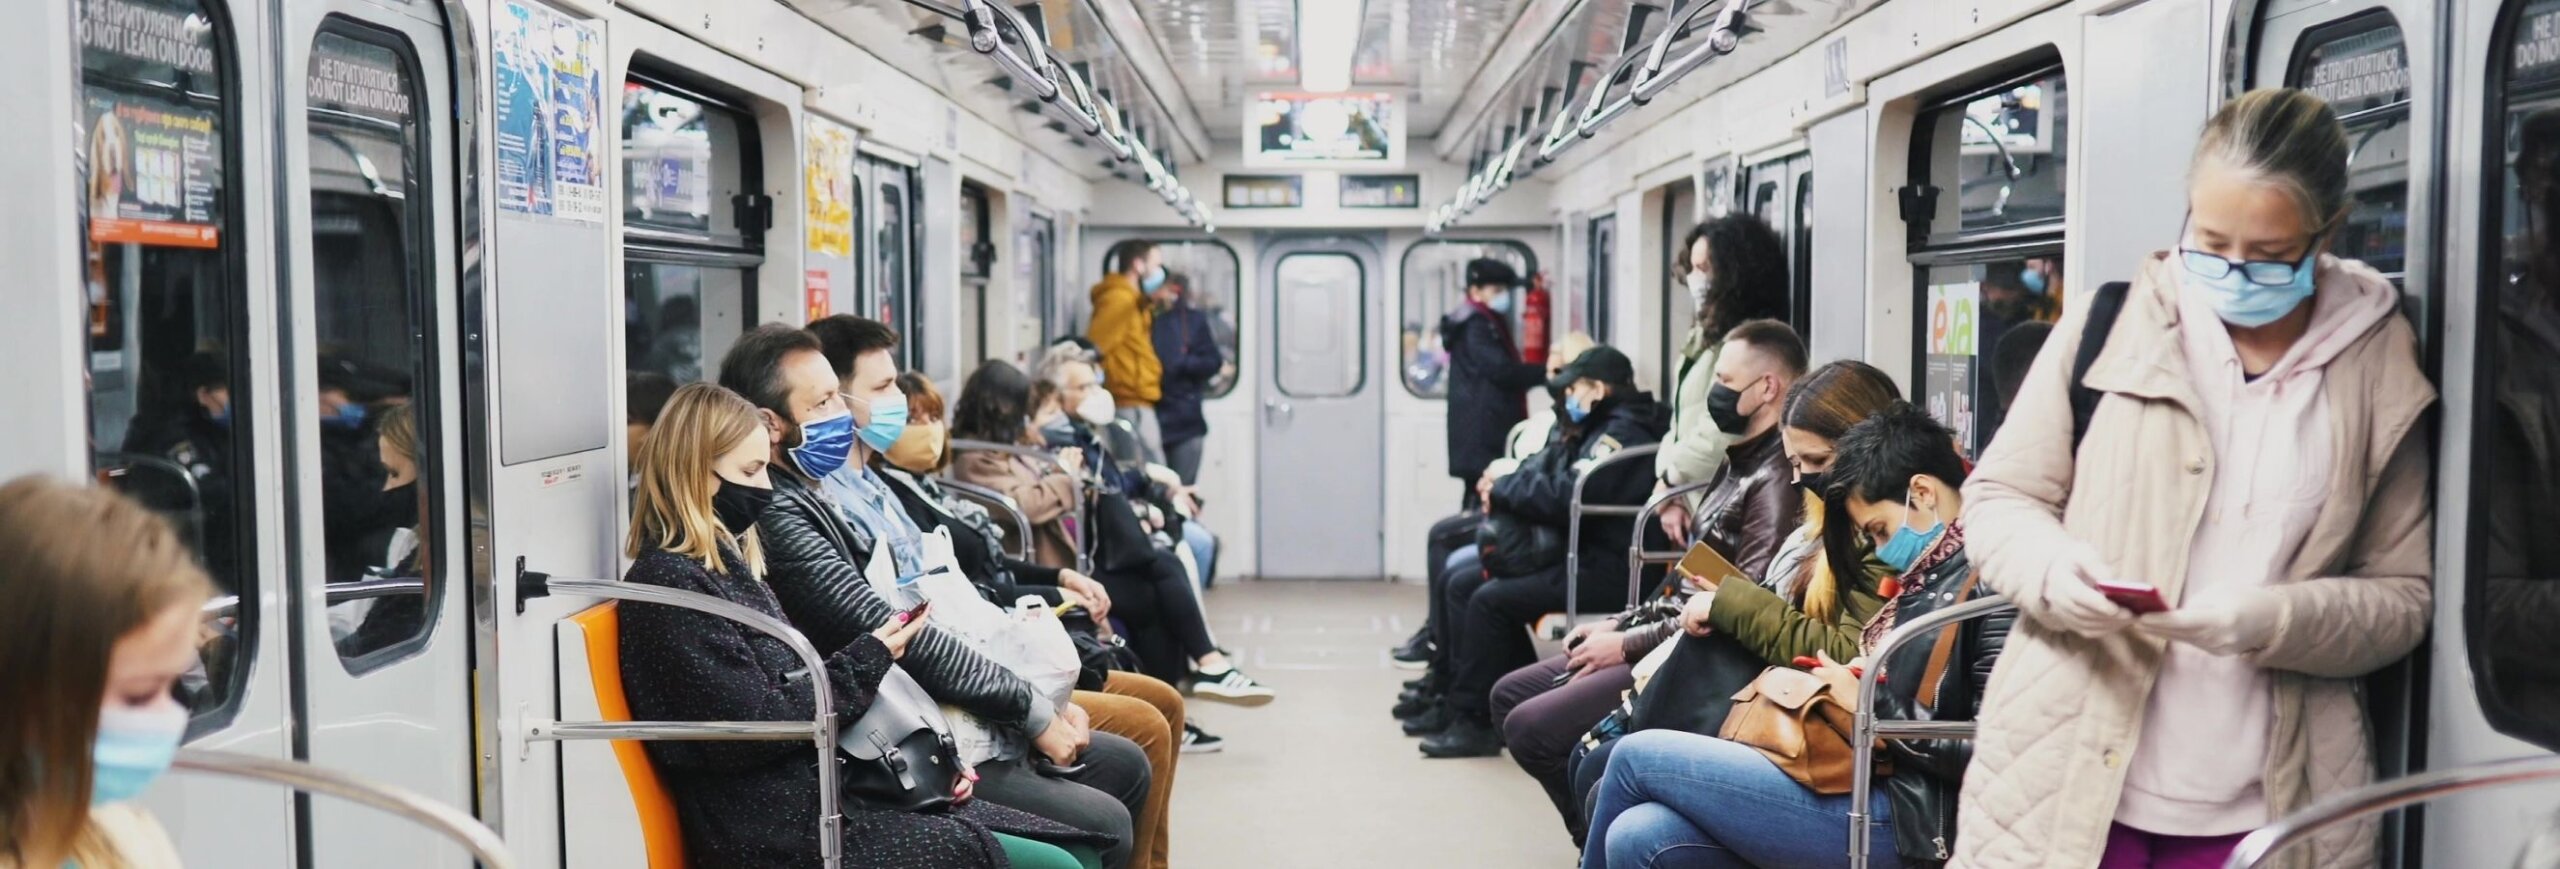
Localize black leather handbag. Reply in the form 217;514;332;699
1062;611;1143;691
1625;629;1774;736
1086;485;1160;574
836;666;962;813
1477;510;1566;578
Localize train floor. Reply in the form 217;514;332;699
1170;578;1575;869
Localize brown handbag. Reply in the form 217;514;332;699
1716;664;1871;794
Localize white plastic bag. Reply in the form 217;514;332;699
1003;596;1084;710
860;528;1079;764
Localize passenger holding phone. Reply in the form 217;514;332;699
1960;89;2434;868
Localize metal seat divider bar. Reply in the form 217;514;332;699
1847;593;2013;869
173;749;517;869
2222;754;2560;868
947;439;1091;575
1564;444;1663;624
938;477;1039;562
203;576;428;619
1624;478;1721;605
519;574;846;869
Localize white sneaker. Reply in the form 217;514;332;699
1189;666;1276;706
1180;723;1226;754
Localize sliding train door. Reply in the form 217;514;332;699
276;0;475;864
1256;234;1385;579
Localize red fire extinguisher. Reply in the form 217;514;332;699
1519;271;1552;365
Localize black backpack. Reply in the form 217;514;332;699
2069;281;2132;450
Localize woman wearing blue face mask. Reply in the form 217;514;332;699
1960;88;2433;868
0;476;210;869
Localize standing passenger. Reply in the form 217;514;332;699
0;477;208;869
1089;241;1167;463
1441;258;1550;511
1651;216;1791;546
1959;88;2434;868
1150;272;1224;486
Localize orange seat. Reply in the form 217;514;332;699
570;602;688;869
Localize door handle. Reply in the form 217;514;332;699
1262;399;1294;426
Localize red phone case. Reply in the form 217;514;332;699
2096;582;2169;614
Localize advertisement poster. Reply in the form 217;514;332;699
84;90;221;248
1924;281;1983;454
490;0;602;222
806;118;856;257
805;271;832;322
1925;356;1978;455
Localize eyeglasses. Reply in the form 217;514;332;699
2178;217;2329;286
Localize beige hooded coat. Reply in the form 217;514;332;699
1954;253;2434;868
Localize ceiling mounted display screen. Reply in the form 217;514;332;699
1244;91;1403;168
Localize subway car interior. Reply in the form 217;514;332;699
6;0;2560;865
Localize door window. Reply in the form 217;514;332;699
869;162;919;368
80;0;253;726
303;22;440;670
1153;241;1243;398
1908;61;2072;457
2468;0;2560;752
1400;240;1536;397
622;74;760;385
1586;215;1616;342
1273;252;1366;398
2286;12;2414;289
1658;182;1698;391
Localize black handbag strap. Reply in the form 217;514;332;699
2069;282;2131;451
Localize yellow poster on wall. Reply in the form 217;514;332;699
806;117;856;257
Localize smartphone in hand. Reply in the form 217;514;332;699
2094;580;2169;614
900;600;933;624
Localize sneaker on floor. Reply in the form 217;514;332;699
1419;715;1502;758
1180;722;1226;754
1190;666;1277;706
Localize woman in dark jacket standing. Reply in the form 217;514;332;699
1148;273;1223;486
618;383;1097;869
1441;258;1549;509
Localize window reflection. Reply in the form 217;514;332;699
1925;72;2069;235
1919;257;2065;457
2290;15;2412;281
2474;0;2560;752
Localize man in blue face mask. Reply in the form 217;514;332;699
724;320;1152;869
1440;257;1549;511
1088;240;1169;464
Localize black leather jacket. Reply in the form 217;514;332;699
1689;427;1802;582
1487;391;1673;588
1872;540;2010;866
753;472;1058;741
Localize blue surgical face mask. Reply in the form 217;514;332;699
848;391;911;453
1564;393;1592;423
2019;268;2048;295
208;404;231;429
2179;240;2320;329
789;410;857;479
1486;292;1515;314
92;702;188;805
1140;265;1168;292
1873;489;1945;573
325;401;367;431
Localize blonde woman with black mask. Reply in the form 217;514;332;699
0;476;207;869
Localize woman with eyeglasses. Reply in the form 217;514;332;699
1957;88;2433;868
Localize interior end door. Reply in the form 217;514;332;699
1256;235;1385;579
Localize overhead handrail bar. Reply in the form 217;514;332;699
1632;0;1754;102
2222;755;2560;868
173;750;517;869
948;439;1092;576
519;570;848;869
1846;593;2014;868
962;0;1058;101
1563;443;1664;624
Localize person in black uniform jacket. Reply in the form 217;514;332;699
1441;258;1549;510
618;382;1100;868
1424;345;1672;758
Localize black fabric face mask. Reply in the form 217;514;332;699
1795;471;1830;499
712;479;775;537
1706;382;1751;436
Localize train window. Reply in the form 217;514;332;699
1273;252;1366;398
2469;0;2560;752
1154;240;1243;398
1587;214;1616;342
1914;67;2069;241
2287;12;2412;284
1793;174;1814;341
303;23;439;671
1020;211;1059;346
622;74;761;384
871;163;919;368
80;0;253;725
1657;182;1697;392
1910;61;2070;456
1400;239;1537;398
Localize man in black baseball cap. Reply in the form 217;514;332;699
1546;345;1636;398
1439;258;1546;512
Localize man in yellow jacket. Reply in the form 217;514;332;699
1089;240;1168;461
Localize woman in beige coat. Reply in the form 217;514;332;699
1958;89;2432;869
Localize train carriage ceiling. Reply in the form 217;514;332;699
792;0;1873;210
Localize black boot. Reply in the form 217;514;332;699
1400;703;1453;736
1419;714;1502;758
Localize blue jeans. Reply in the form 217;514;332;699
1582;730;1900;869
1179;520;1217;589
